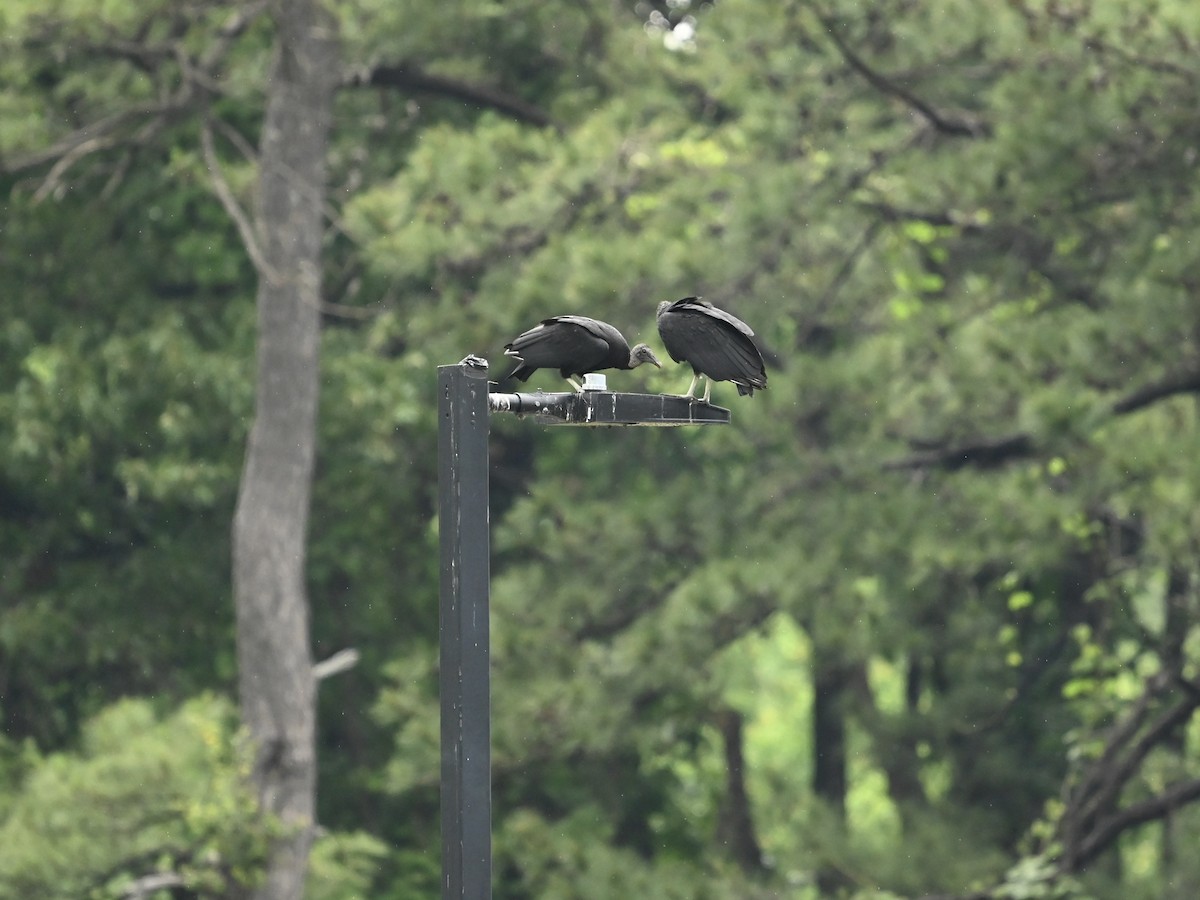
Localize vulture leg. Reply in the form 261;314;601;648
702;377;712;404
566;376;585;392
682;372;699;399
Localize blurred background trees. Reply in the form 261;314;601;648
3;0;1200;897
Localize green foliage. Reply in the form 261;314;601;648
994;852;1085;900
305;830;393;900
6;0;1200;897
0;696;269;898
495;806;774;900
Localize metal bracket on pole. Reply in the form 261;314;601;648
487;390;730;426
438;356;731;899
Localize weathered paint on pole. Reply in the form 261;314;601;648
438;357;491;900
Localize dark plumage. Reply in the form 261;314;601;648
504;315;661;391
656;297;767;402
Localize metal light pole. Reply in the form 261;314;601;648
437;356;729;899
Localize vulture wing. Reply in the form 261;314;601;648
657;298;767;394
504;317;612;380
665;297;756;338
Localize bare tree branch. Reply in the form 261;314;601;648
816;13;989;138
1075;687;1200;833
1111;368;1200;414
1078;30;1199;83
313;647;360;681
885;365;1200;472
3;1;267;187
199;0;270;71
1055;668;1200;875
199;117;282;286
884;432;1036;471
856;201;966;229
32;133;123;202
809;219;884;321
320;299;384;320
99;113;170;200
3;102;181;178
343;63;558;129
212;114;259;164
122;871;185;899
1063;673;1165;826
1073;777;1200;871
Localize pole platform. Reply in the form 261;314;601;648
487;389;731;426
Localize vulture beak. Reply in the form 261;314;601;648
631;343;662;369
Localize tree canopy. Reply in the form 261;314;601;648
3;0;1200;897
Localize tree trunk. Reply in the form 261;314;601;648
812;658;848;819
714;708;765;872
851;660;928;816
232;3;338;898
812;653;851;895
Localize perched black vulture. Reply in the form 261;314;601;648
504;315;661;391
656;297;767;402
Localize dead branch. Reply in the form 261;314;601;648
1074;686;1200;833
313;647;360;680
122;871;185;899
200;0;270;71
1111;368;1200;414
885;365;1200;472
199;117;281;286
3;1;268;193
32;133;122;202
884;432;1036;471
810;219;884;319
816;13;989;138
1057;671;1200;874
1064;673;1165;825
211;115;258;163
1073;777;1200;871
3;102;182;178
343;63;558;130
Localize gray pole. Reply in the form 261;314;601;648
438;357;492;899
437;356;730;897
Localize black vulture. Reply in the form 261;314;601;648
656;297;767;402
504;315;661;391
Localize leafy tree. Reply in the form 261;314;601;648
0;696;267;898
5;0;1200;897
365;0;1200;895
